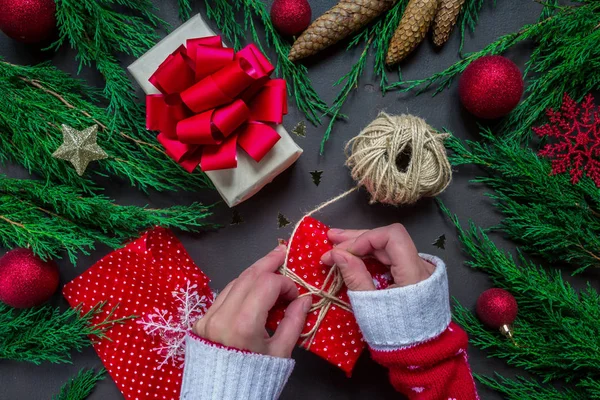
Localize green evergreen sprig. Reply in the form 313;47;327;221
179;0;193;21
446;129;600;273
0;302;133;364
0;60;212;193
52;0;164;133
441;203;600;395
320;1;407;153
197;0;329;126
474;374;585;400
456;0;494;54
387;1;600;141
52;369;106;400
0;176;216;264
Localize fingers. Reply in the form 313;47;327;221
248;245;287;273
242;274;299;319
269;296;311;357
330;249;376;291
327;229;368;245
345;224;417;267
220;246;287;311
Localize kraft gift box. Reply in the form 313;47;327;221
128;14;303;207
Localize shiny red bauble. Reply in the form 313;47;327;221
476;288;518;329
459;55;524;119
0;0;57;44
0;248;59;308
270;0;311;36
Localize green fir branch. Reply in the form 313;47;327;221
442;204;600;388
52;0;164;132
457;0;495;54
178;0;193;21
201;0;329;126
52;369;106;400
320;1;407;152
386;1;600;141
0;176;216;264
446;129;600;273
474;374;586;400
579;378;600;399
0;302;133;364
321;37;372;154
0;60;212;193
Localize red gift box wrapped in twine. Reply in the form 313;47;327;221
146;36;287;172
267;194;392;375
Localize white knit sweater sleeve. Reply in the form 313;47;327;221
348;254;452;351
180;334;295;400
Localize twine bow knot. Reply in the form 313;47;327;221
279;261;351;349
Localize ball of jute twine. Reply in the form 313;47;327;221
345;112;452;205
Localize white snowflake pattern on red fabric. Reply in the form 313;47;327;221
138;280;212;369
62;227;212;400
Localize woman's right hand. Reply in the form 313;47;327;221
321;224;434;291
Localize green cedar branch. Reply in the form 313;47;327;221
442;204;600;391
52;369;106;400
52;0;164;133
179;0;193;21
386;1;600;142
320;1;407;153
0;60;212;193
446;129;600;273
456;0;495;55
474;374;586;400
0;175;216;264
0;302;133;364
200;0;329;126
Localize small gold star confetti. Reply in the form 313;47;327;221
52;124;108;176
291;121;306;137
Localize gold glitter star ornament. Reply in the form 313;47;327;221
52;124;108;176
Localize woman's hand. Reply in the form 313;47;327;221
193;245;311;358
321;224;434;291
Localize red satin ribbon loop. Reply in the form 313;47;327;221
238;122;281;162
146;36;287;171
201;134;239;171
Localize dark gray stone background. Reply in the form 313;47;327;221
1;1;580;399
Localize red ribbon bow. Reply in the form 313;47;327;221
146;36;287;171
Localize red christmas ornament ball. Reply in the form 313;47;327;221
270;0;311;36
0;0;57;44
476;288;518;329
0;248;59;308
459;55;524;119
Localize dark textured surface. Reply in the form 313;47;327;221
0;1;549;399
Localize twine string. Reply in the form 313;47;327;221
278;187;357;349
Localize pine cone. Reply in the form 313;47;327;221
432;0;466;46
289;0;397;62
386;0;440;66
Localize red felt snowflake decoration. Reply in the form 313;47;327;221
533;93;600;186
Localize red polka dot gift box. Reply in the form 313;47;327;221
266;217;393;376
63;227;213;400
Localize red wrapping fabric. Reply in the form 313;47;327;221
63;228;212;400
146;36;286;172
266;217;393;376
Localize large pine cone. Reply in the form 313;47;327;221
289;0;397;62
386;0;440;66
432;0;466;46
